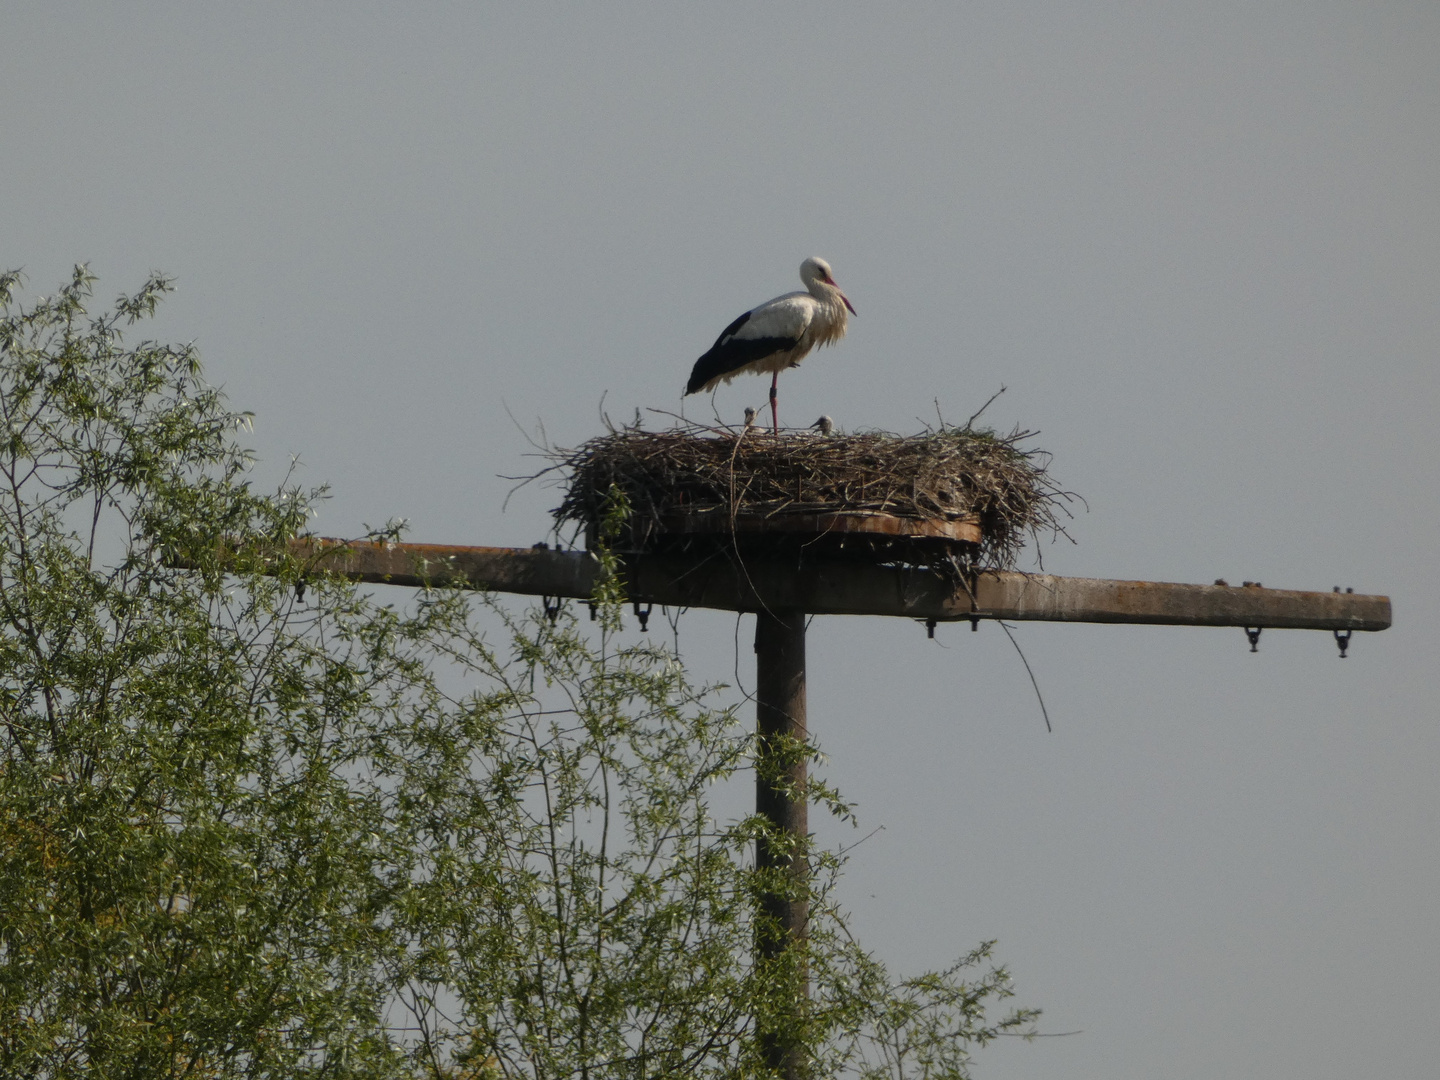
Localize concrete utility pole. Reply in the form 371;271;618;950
753;610;809;1078
276;537;1390;1078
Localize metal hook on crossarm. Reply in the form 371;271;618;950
1333;587;1354;657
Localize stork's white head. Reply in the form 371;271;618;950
800;257;856;315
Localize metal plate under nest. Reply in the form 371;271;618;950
659;510;981;545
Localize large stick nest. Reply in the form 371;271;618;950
546;419;1076;572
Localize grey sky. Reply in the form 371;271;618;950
4;4;1438;1076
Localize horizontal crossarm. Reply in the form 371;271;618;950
269;538;1390;631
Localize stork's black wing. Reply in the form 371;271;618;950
685;309;799;395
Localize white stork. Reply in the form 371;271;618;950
685;257;855;433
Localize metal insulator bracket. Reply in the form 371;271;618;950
1244;626;1262;652
1333;628;1352;658
1333;587;1354;657
633;601;652;632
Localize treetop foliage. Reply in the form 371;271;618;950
0;268;1036;1079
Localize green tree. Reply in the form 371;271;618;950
0;268;1036;1078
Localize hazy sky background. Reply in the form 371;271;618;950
4;4;1438;1076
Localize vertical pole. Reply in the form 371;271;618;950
754;609;809;1078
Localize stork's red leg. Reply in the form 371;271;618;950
769;374;779;434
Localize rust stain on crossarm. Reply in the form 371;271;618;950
289;538;600;597
970;574;1391;631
